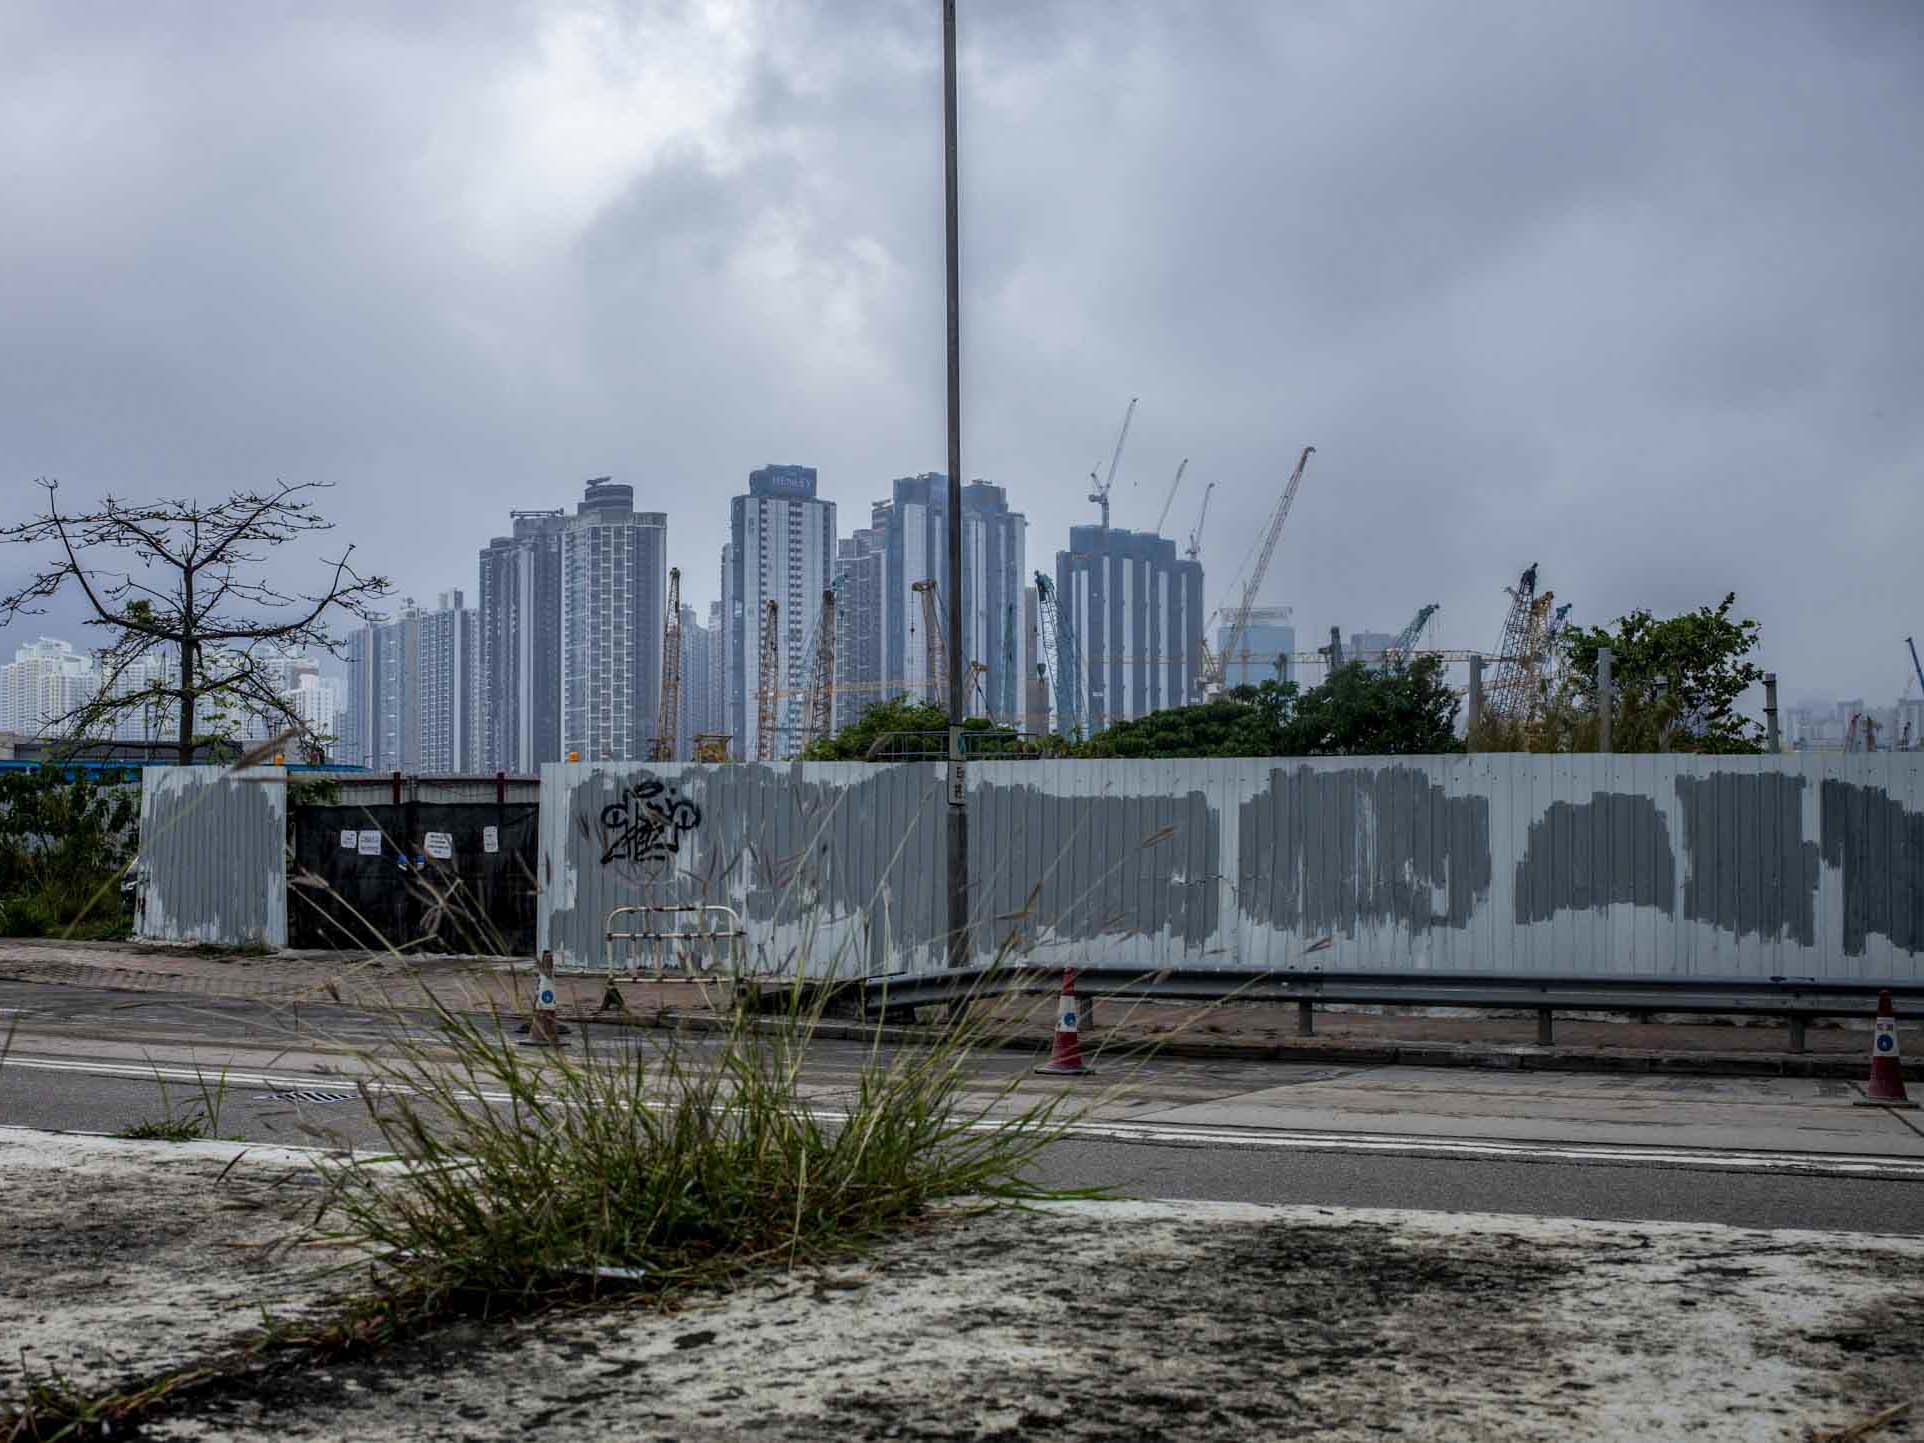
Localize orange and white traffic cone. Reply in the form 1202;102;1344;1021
518;951;565;1048
1034;969;1091;1076
1855;990;1916;1109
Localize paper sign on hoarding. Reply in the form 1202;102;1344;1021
424;831;454;861
357;830;382;856
482;825;500;854
339;830;357;850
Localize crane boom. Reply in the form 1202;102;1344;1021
653;567;683;760
1385;603;1440;668
1087;396;1137;529
1185;481;1214;562
912;579;946;702
754;600;780;762
1909;637;1924;695
1033;571;1084;738
801;588;836;750
1153;458;1189;536
1215;445;1315;688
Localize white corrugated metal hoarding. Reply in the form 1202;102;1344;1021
136;765;288;947
539;755;1924;983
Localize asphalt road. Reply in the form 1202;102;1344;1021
4;979;1921;1237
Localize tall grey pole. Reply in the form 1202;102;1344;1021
942;0;969;970
1467;655;1484;744
1763;672;1780;754
1597;646;1613;754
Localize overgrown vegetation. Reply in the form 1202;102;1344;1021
1474;593;1767;754
798;698;1058;760
315;988;1081;1316
1078;658;1462;758
0;766;138;939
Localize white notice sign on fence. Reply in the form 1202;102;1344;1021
424;831;454;861
482;825;499;855
357;830;382;856
339;830;357;850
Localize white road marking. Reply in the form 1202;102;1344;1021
7;1053;1923;1183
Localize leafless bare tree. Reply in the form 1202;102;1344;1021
0;479;389;764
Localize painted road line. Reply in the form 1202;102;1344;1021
8;1052;1924;1183
1044;1117;1924;1181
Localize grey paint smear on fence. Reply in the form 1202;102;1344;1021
546;763;943;975
1236;765;1492;938
1513;792;1675;924
138;768;286;947
966;781;1219;956
1674;773;1818;946
1819;779;1924;957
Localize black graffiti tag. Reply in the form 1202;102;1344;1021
599;777;702;871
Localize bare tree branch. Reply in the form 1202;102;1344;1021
0;479;390;764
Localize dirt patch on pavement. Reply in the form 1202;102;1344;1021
141;1201;1924;1442
0;1129;359;1399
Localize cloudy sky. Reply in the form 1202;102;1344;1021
3;0;1919;706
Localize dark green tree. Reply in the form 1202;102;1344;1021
1275;657;1462;756
1558;593;1764;753
1076;661;1462;759
800;696;1052;761
1075;682;1294;758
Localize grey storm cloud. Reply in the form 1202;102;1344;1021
2;0;1920;701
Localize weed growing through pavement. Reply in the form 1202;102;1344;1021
114;1064;232;1143
311;974;1090;1319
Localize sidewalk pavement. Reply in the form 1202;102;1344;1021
5;1128;1920;1443
0;938;1912;1081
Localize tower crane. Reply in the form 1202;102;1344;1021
1033;571;1084;739
1185;481;1214;563
800;588;836;750
1153;458;1190;537
1087;396;1137;530
911;579;946;703
652;567;683;760
754;599;780;762
1208;444;1315;692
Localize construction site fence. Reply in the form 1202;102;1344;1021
536;755;1924;985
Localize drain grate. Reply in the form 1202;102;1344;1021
253;1089;357;1104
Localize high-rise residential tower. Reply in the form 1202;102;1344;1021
1055;525;1204;731
343;592;478;772
876;475;1027;724
726;465;837;761
0;638;95;738
833;516;886;732
560;478;667;763
477;508;566;772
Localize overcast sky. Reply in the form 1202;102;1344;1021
4;0;1920;706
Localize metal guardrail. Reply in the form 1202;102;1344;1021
553;903;748;987
863;964;1924;1053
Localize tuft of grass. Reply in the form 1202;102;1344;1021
315;976;1087;1316
1;1364;210;1443
114;1065;231;1143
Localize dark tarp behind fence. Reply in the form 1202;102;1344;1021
288;800;537;956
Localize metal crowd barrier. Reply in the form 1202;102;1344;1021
554;903;749;991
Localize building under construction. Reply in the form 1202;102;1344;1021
1054;524;1206;732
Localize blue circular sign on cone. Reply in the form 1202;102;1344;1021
538;987;557;1009
1876;1034;1896;1053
